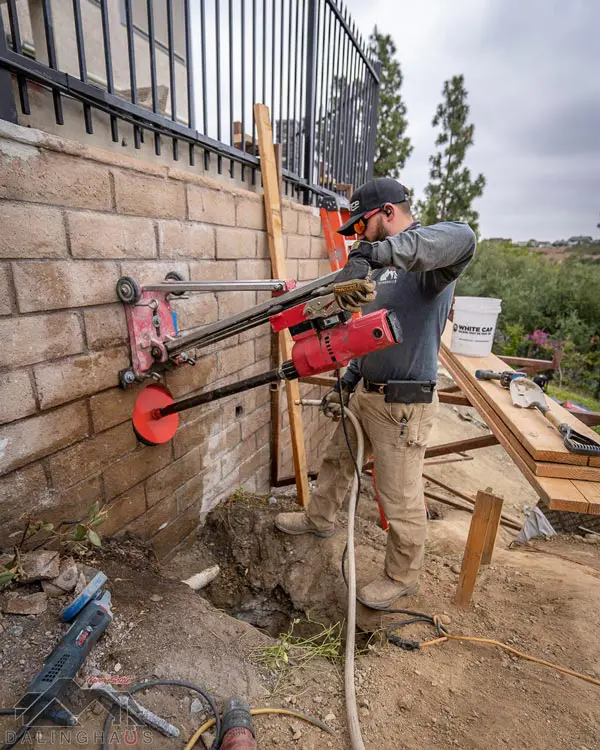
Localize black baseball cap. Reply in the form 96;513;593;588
337;177;410;236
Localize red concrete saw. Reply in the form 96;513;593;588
121;271;402;445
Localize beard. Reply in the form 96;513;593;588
372;215;393;242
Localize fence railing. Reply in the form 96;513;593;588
0;0;379;203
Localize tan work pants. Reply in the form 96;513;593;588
306;385;438;585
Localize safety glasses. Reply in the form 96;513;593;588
352;207;383;236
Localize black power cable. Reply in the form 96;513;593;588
335;371;447;646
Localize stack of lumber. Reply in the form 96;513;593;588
439;325;600;514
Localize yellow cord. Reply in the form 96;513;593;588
417;617;600;688
184;707;334;750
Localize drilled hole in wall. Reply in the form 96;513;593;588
235;405;244;418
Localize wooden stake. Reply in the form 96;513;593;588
481;493;504;564
255;103;310;506
454;491;503;607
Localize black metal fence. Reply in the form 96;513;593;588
0;0;379;203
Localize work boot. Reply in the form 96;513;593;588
358;574;419;608
274;512;335;538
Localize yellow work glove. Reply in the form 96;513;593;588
332;277;377;313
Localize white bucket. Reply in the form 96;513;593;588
450;296;502;357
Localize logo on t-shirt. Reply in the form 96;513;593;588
378;268;398;284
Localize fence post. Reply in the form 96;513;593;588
302;0;318;204
0;13;18;124
366;60;381;181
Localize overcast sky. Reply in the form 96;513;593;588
344;0;600;241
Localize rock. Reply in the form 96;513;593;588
290;725;302;741
201;731;216;749
324;713;336;723
41;557;79;596
114;663;122;673
450;564;461;575
191;698;205;714
439;614;452;626
10;625;23;637
313;695;323;704
19;551;60;582
73;572;87;596
3;592;48;616
584;534;600;544
150;594;163;602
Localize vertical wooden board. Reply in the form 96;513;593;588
481;494;504;565
255;103;310;506
454;491;495;607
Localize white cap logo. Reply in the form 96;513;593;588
350;200;360;212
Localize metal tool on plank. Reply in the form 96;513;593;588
88;682;179;738
510;378;600;455
475;369;526;388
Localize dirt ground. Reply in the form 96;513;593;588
1;397;600;749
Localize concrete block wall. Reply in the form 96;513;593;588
0;121;333;559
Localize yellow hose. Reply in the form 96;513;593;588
184;707;334;749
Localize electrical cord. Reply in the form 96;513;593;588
100;679;221;750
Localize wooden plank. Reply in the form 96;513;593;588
565;410;600;428
441;325;599;466
481;494;504;565
440;347;595;513
424;491;520;531
438;392;472;406
255;103;310;507
299;375;337;388
424;434;499;459
454;491;496;607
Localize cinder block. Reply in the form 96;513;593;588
158;220;215;259
48;422;137;489
0;264;13;315
0;149;112;211
298;259;320;280
217;290;256;319
0;464;50;545
297;211;312;236
216;226;257;259
318;259;331;277
100;483;147;536
282;205;298;234
220;433;258;479
0;202;68;258
236;197;266;230
286;259;299;280
126;494;177;539
236;259;272;279
174;466;220;514
170;291;218;331
0;401;89;475
286;235;311;258
235;444;269;486
46;476;104;527
113;170;186;219
0;371;37;425
189;259;236;281
241;405;270;440
68;212;157;259
187;185;236;226
310;236;328;259
164;353;217;398
119;260;188;285
255;231;269;258
35;347;129;410
6;311;84;367
89;385;141;433
172;406;222;459
150;501;200;559
217;340;255;377
254;334;271;361
310;214;323;236
145;447;202;507
103;443;172;500
84;304;128;350
13;261;119;312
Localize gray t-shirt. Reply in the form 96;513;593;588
342;221;476;387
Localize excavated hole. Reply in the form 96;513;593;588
198;496;318;638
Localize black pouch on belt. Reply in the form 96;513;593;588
384;380;436;404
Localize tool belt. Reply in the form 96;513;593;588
363;379;436;404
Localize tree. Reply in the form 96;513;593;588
368;28;412;179
418;75;485;233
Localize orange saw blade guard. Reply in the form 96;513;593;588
132;384;179;445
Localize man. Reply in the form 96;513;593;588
275;177;476;608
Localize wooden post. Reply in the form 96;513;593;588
454;490;503;607
255;103;310;507
481;493;504;565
